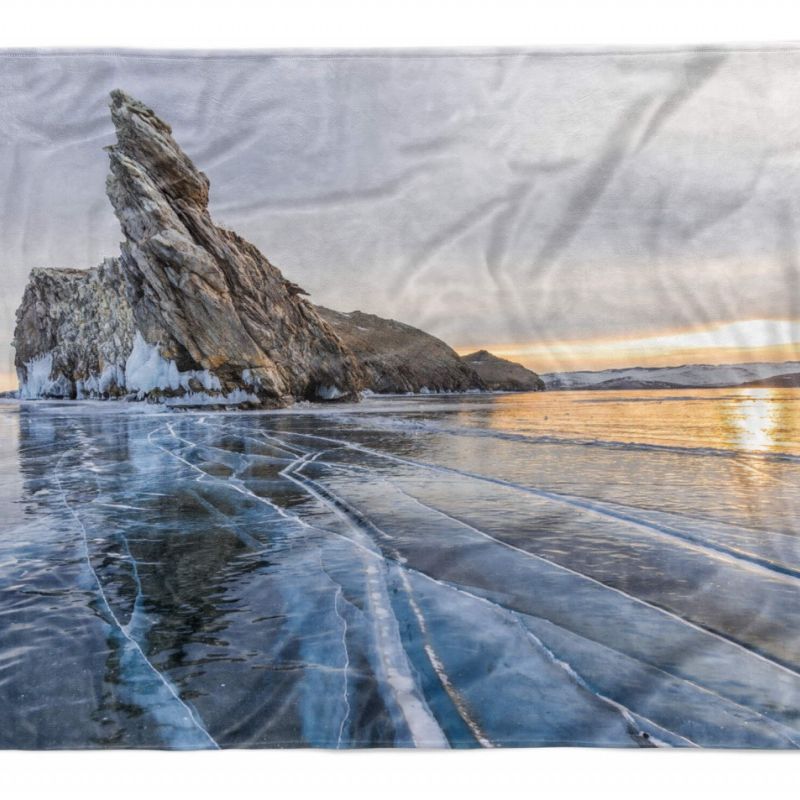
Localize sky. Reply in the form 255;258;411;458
3;47;800;389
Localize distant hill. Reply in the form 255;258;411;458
736;372;800;388
461;350;545;391
542;362;800;390
317;308;484;394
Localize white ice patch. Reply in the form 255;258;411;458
19;352;62;399
125;333;180;393
76;364;126;399
19;335;268;407
162;389;260;407
241;368;263;389
317;385;344;400
124;332;222;395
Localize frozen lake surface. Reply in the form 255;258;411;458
2;388;800;748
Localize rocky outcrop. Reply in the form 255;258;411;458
461;350;545;392
14;259;134;399
318;308;484;394
104;90;365;404
15;90;546;407
13;90;365;407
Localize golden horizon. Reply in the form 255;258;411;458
0;371;16;393
4;318;800;393
457;318;800;374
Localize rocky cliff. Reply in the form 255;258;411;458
14;90;365;407
318;308;484;394
14;259;134;399
461;350;545;391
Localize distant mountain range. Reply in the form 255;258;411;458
542;361;800;390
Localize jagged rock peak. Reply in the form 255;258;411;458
13;90;367;407
103;89;366;404
107;89;210;208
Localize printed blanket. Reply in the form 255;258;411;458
2;47;800;748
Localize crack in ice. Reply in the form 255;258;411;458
54;445;219;749
280;453;449;748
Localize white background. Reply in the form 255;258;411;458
2;1;799;798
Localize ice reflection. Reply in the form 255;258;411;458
725;389;779;453
468;387;800;456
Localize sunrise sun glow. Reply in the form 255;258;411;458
462;319;800;373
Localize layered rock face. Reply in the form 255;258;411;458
461;350;545;391
14;90;365;406
318;308;484;394
14;259;134;399
103;90;365;404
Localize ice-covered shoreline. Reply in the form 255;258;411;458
0;388;503;417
